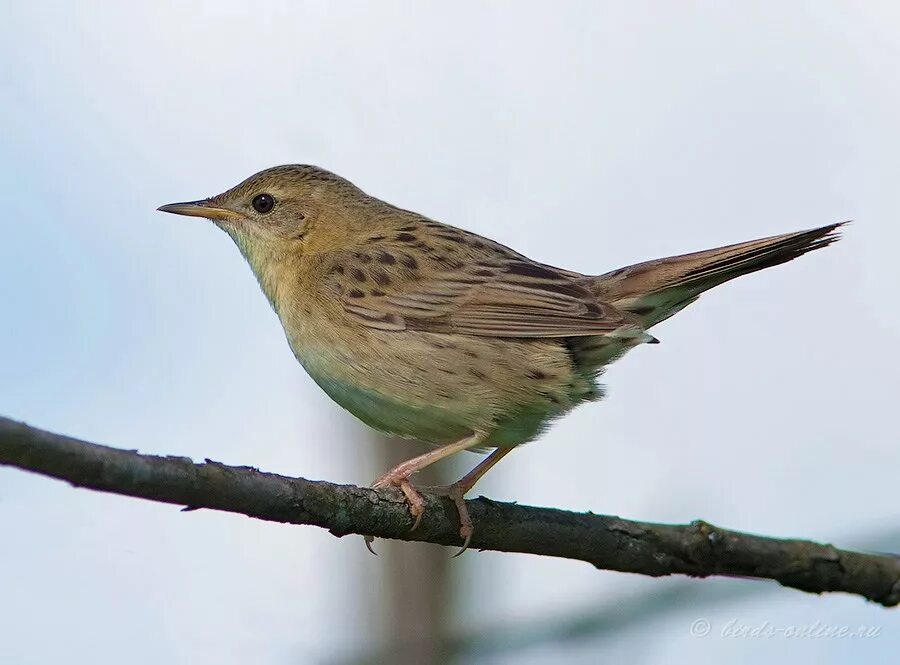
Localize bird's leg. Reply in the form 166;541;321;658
365;432;486;553
427;446;514;556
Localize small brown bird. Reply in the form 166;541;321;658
159;165;843;552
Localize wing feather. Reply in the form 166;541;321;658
337;250;637;338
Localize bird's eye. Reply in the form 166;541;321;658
251;193;275;214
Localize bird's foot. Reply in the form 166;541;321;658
372;471;428;531
364;471;427;555
360;433;493;555
424;481;474;557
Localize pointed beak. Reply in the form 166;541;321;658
157;199;238;222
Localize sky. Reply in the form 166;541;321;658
1;2;898;663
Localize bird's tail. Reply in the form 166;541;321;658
590;222;846;328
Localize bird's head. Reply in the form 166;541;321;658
159;164;383;310
158;164;373;256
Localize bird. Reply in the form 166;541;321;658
159;164;844;554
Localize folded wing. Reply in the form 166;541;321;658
340;256;638;338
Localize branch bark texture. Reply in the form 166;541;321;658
2;416;898;607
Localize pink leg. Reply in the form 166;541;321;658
430;446;515;556
365;433;487;554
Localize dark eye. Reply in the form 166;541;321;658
251;193;275;214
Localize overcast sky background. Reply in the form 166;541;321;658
2;2;898;663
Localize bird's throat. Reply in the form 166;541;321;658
223;227;295;315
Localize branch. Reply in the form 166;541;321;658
352;529;900;664
2;416;898;607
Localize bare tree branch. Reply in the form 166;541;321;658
347;528;900;664
2;415;898;607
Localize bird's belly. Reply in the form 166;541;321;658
287;323;599;447
308;367;575;448
307;370;474;444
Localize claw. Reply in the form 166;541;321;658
365;474;427;554
410;512;423;533
451;533;472;558
447;484;474;557
399;481;426;532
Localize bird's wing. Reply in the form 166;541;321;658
335;249;637;338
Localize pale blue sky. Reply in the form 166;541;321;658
2;2;898;663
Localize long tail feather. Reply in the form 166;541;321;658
591;222;846;328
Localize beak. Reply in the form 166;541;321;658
157;199;238;222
